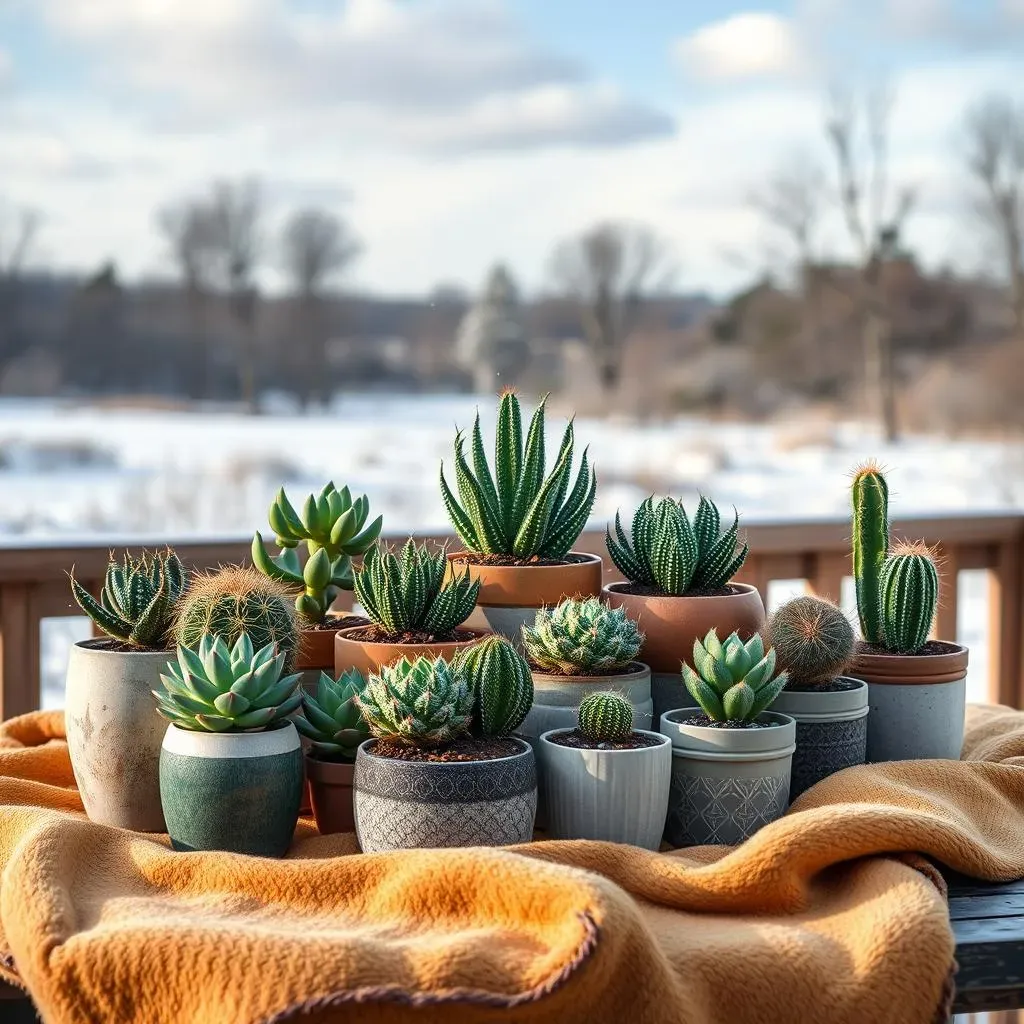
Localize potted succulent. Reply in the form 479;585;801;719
440;390;601;643
767;596;868;799
604;495;765;723
353;637;536;852
335;539;485;677
66;549;187;832
539;691;671;850
660;629;795;847
153;633;304;856
294;669;370;834
849;463;968;761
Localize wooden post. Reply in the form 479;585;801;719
990;535;1024;708
0;584;39;721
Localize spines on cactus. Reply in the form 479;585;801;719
767;596;855;687
455;635;533;736
577;691;634;743
294;669;370;761
851;462;889;646
879;542;939;654
521;597;643;675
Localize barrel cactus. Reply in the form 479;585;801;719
294;669;370;761
578;691;634;743
879;541;939;655
767;596;855;687
521;597;643;675
455;635;533;736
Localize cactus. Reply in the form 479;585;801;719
682;629;788;723
294;669;370;761
439;390;596;559
879;542;939;654
356;655;473;748
851;462;889;645
767;596;855;687
521;597;643;675
251;482;383;625
606;495;748;595
70;549;186;649
353;540;480;637
578;692;634;743
153;633;303;733
455;635;533;736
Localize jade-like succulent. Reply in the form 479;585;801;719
682;629;788;723
455;635;533;736
70;549;186;650
153;633;303;733
440;390;596;559
606;495;748;596
294;669;370;761
353;540;479;637
521;597;642;675
251;482;383;625
768;596;855;687
578;691;634;743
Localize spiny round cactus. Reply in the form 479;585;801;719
521;597;643;675
768;596;855;687
455;635;533;736
880;541;939;654
578;692;634;743
294;669;370;761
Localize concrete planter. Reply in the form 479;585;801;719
539;729;671;849
159;722;303;857
353;738;536;852
306;755;355;835
772;678;868;799
65;639;170;832
660;709;796;847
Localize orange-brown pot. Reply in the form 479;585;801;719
306;755;355;834
447;551;603;607
296;613;370;673
334;626;488;679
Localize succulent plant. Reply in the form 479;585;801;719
153;633;303;733
70;549;186;650
577;691;634;743
521;597;643;675
682;629;788;723
455;635;533;736
354;540;479;637
252;482;383;625
294;669;370;761
768;596;856;687
852;462;889;646
606;495;748;596
879;541;939;655
440;390;596;559
357;655;473;748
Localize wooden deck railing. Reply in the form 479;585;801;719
2;512;1022;720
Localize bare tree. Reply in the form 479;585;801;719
0;204;40;277
550;222;672;390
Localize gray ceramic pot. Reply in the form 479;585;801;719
660;709;796;847
65;639;171;832
538;729;671;850
159;722;303;857
771;678;868;799
353;738;537;852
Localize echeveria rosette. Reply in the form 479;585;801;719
294;669;370;761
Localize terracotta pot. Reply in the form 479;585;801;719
296;613;370;673
334;626;487;678
306;755;355;834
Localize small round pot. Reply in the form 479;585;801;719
659;709;795;847
334;626;487;679
306;755;355;834
539;729;671;850
159;722;303;857
353;738;537;852
853;643;969;762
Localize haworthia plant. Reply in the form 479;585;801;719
851;463;889;645
521;597;642;675
577;691;634;743
294;669;370;761
455;634;533;736
879;542;939;655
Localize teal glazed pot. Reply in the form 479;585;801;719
159;722;303;857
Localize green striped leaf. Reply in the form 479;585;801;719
494;391;523;536
509;398;547;534
440;465;481;551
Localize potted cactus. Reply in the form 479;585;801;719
539;692;671;850
335;539;485;677
604;495;765;723
153;633;304;856
849;463;968;761
440;391;601;644
660;629;795;847
294;669;370;834
352;637;536;852
66;549;187;832
767;596;868;799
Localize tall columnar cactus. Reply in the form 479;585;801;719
439;390;596;559
521;597;643;675
577;691;634;743
455;635;533;736
879;542;939;654
767;596;855;687
353;540;480;637
251;482;383;625
606;495;748;596
71;549;186;649
294;669;370;761
851;462;889;645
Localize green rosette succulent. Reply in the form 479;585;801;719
522;597;642;675
294;669;370;761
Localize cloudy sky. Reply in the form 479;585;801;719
1;0;1022;297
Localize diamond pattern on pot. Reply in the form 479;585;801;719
665;773;789;846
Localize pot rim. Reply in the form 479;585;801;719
659;709;796;761
334;625;490;648
529;662;652;684
772;676;869;722
162;719;299;758
447;550;603;570
852;642;969;685
538;727;670;755
73;637;173;657
305;753;356;781
356;735;533;766
601;581;762;602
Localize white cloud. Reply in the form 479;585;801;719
672;13;810;83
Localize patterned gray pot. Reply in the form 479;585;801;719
771;678;869;800
353;738;537;852
659;709;796;847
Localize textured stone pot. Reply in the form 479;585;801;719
353;738;537;852
65;639;170;832
853;643;969;762
306;755;355;834
159;722;303;857
772;678;868;799
660;709;796;847
539;729;671;849
334;626;487;679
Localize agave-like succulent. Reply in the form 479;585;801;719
153;633;303;733
521;597;642;675
294;669;370;761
